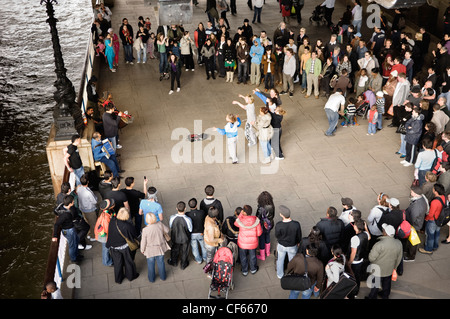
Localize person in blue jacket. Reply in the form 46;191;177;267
91;131;121;178
214;114;241;164
250;38;264;85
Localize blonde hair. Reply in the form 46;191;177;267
145;213;157;225
117;207;130;221
246;94;254;103
226;113;237;123
276;106;286;115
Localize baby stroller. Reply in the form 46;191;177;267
207;243;236;299
309;5;327;26
356;101;370;119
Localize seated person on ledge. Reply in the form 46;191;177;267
91;131;122;178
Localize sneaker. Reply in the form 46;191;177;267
403;162;413;167
169;90;174;95
418;247;433;254
177;87;180;92
400;154;406;158
116;144;122;149
275;157;285;160
242;271;248;276
129;62;134;65
280;91;287;95
137;61;141;64
191;69;195;71
84;245;92;250
304;95;310;98
400;160;408;164
186;69;189;72
289;92;293;97
251;266;259;274
403;257;415;262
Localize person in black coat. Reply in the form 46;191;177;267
106;207;140;284
315;207;345;261
168;202;193;270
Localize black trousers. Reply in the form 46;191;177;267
110;247;138;284
205;57;215;77
324;7;334;26
170;242;190;268
170;70;181;90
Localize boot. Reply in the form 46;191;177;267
230;72;234;83
265;243;271;257
226;72;231;82
256;249;266;261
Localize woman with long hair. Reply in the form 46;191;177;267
256;191;275;261
167;53;182;94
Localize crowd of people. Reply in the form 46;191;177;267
47;0;450;300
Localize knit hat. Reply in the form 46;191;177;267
279;205;291;218
100;198;115;210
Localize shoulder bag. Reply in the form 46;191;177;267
116;220;139;251
280;255;311;291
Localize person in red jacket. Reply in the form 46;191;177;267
235;205;263;276
419;183;445;254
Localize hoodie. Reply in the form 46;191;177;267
200;198;224;223
405;113;424;145
234;213;263;250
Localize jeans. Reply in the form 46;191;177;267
368;122;377;134
253;6;262;23
239;248;257;273
147;255;166;282
301;71;307;90
289;282;319;299
99;154;120;178
238;61;248;83
73;166;85;186
377;113;383;129
424;220;440;252
62;227;79;262
271;128;283;158
205;242;218;264
159;52;168;74
190;233;207;263
264;73;274;90
325;108;339;136
398;134;406;155
276;244;298;279
123;44;133;62
107;136;117;151
102;242;113;266
137;44;147;63
353;19;362;34
260;140;272;158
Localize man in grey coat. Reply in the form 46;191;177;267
404;186;428;261
366;223;403;299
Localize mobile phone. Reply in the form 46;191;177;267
144;176;147;180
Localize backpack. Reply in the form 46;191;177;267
396;211;411;239
259;206;273;231
430;149;442;175
95;211;112;243
433;197;450;227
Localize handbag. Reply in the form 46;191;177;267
396;123;406;134
203;261;214;274
408;226;421;246
116;220;139;251
280;255;311;291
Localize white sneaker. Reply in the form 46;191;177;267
261;157;271;164
137;61;141;64
129;61;134;65
403;162;413;167
275;157;285;160
84;245;92;250
169;90;174;95
400;160;408;164
116;144;122;149
191;69;195;71
186;69;189;72
177;87;180;92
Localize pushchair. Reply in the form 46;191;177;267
309;5;327;26
207;242;237;299
356;101;370;119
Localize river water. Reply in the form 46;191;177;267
0;0;92;298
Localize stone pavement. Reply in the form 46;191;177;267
74;0;450;299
